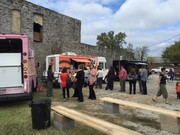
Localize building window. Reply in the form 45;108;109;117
12;10;21;33
33;14;43;42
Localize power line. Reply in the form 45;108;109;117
146;33;180;48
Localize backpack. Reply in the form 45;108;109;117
66;77;72;89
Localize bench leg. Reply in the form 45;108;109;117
103;102;119;114
160;114;180;134
53;112;75;130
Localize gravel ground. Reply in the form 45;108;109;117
52;74;180;135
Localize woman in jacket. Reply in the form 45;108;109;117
88;64;97;100
60;67;70;101
74;64;85;102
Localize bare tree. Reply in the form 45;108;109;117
134;46;148;60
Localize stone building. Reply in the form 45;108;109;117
0;0;133;82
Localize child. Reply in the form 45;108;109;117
176;82;180;100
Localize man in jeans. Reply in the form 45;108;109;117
140;65;148;95
96;67;103;89
119;65;127;92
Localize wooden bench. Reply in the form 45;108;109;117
51;105;142;135
100;97;180;134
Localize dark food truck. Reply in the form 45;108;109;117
113;60;148;81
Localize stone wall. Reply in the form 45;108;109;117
0;0;133;83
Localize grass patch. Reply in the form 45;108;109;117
0;90;105;135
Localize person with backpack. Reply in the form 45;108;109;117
127;67;137;94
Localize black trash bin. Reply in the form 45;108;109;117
29;99;51;130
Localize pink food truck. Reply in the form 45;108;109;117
0;34;37;101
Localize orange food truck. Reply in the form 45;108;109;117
43;52;108;86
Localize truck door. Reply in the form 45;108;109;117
0;53;22;87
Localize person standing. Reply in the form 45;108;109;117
127;67;137;94
105;66;116;90
47;65;55;97
60;67;70;101
152;67;171;105
140;65;148;95
84;66;89;87
88;64;97;100
168;69;175;83
176;82;180;101
96;66;103;89
71;71;78;97
119;65;127;92
137;67;143;93
74;64;85;102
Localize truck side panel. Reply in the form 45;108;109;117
0;34;37;101
0;53;22;87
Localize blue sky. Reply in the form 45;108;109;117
26;0;180;57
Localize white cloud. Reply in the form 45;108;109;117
113;0;180;30
26;0;180;56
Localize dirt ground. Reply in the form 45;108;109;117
52;74;180;135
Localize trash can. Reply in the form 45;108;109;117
29;99;51;130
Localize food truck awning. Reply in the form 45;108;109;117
71;58;90;63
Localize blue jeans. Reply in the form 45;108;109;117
96;77;102;89
105;77;114;90
142;80;147;95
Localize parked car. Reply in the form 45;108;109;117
151;67;163;73
151;67;174;73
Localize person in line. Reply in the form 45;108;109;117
58;69;62;95
127;67;137;94
105;66;116;90
60;67;70;101
96;66;103;89
137;67;143;93
119;65;127;92
84;66;89;87
88;64;97;100
71;70;78;97
176;82;180;101
47;65;55;97
152;67;172;105
140;65;148;95
168;68;175;83
74;64;85;102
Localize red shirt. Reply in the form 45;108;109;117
176;85;180;93
119;68;127;80
60;73;69;88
